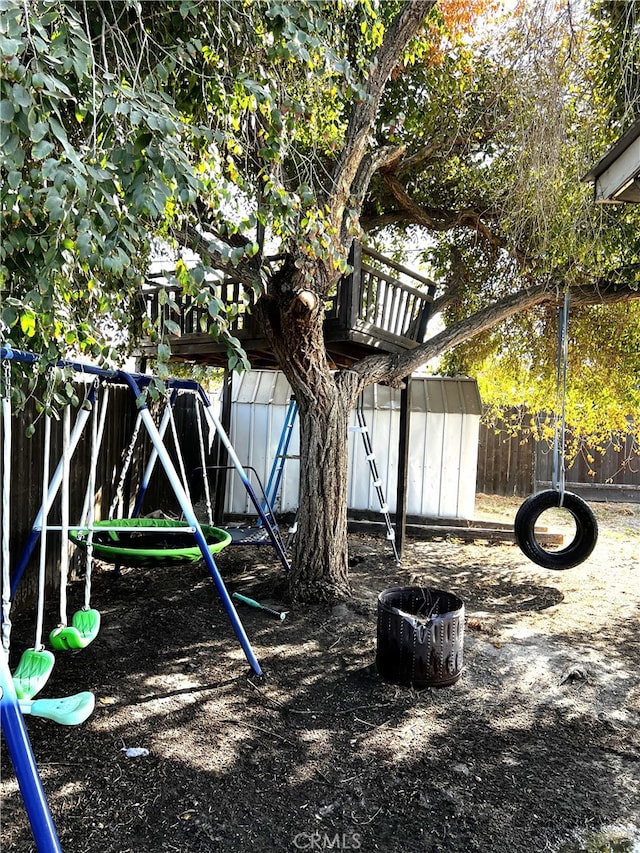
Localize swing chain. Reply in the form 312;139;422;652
1;356;12;654
1;359;10;405
552;293;570;504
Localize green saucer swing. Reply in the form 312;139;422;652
69;518;232;569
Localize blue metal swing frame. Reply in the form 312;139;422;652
1;346;280;852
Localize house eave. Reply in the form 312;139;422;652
583;121;640;203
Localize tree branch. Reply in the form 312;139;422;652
174;223;261;285
350;144;406;218
348;279;640;390
378;170;515;253
329;1;434;235
397;131;495;173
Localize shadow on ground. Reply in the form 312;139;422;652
2;514;639;853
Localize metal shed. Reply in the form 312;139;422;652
225;372;482;521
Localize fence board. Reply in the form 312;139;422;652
477;409;640;500
2;384;213;611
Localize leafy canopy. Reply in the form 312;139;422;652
2;0;639;461
0;0;391;370
364;0;640;459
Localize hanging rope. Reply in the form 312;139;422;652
130;390;177;519
109;409;143;520
47;384;103;652
551;292;570;503
49;388;102;652
1;357;12;655
167;392;191;505
57;404;71;628
12;406;57;699
79;382;109;611
195;394;213;525
34;414;52;650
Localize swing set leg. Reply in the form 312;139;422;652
0;655;62;853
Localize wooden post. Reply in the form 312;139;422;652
395;376;412;559
213;369;233;525
340;241;362;329
415;298;433;343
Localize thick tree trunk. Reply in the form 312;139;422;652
255;258;361;602
291;380;356;602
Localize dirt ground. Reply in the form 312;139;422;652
1;495;639;853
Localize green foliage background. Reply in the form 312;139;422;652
1;0;639;460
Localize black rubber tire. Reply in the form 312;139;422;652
514;490;598;570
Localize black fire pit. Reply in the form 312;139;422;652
376;586;465;688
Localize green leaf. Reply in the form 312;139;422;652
0;129;19;155
44;191;65;222
48;116;68;145
190;265;205;285
30;120;49;142
12;83;31;108
0;36;24;58
20;311;36;337
0;99;15;121
32;139;55;159
44;191;63;212
1;305;18;327
134;131;153;153
76;232;92;257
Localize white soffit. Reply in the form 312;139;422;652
584;122;640;203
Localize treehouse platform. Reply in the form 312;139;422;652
140;244;436;369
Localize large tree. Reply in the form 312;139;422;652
365;0;640;467
2;0;639;601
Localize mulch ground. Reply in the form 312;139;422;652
1;496;639;853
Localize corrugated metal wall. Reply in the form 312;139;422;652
224;371;300;516
226;372;482;520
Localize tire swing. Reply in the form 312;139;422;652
514;294;598;570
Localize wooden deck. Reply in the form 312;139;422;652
140;243;436;368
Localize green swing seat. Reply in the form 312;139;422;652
49;608;101;651
20;691;95;726
69;518;232;568
12;647;56;700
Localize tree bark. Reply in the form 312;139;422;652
255;259;363;602
329;0;434;240
290;377;359;602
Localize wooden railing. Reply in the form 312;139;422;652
142;243;436;351
327;244;436;344
142;275;261;340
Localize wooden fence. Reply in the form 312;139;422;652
2;385;209;610
476;411;640;502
